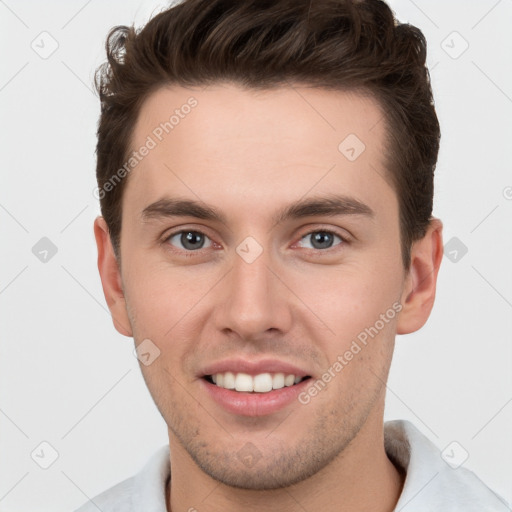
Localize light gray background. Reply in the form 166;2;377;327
1;1;511;510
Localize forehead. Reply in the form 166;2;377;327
133;82;386;156
125;83;395;221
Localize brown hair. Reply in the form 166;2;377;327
94;0;440;268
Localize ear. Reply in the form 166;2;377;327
396;218;443;335
94;216;133;337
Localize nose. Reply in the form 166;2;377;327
213;242;293;342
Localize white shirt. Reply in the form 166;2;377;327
74;420;509;511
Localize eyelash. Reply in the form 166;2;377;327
161;227;349;257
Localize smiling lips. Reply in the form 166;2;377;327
208;372;307;393
201;372;312;416
199;359;313;414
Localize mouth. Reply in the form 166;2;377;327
198;359;314;416
203;372;312;393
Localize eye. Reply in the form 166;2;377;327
297;230;344;250
166;230;213;251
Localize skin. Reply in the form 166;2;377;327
95;83;443;512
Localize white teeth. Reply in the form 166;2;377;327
272;373;285;390
253;373;273;393
223;371;235;390
284;374;295;387
235;373;253;392
210;372;305;393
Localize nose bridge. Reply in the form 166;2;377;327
234;246;269;297
217;239;290;337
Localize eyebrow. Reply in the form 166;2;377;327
141;194;374;226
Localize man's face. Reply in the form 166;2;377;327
118;84;406;488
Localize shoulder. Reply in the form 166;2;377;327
74;476;135;512
73;445;170;512
384;420;510;512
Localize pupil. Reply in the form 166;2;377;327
182;231;204;250
312;232;332;249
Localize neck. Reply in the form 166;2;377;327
166;411;404;512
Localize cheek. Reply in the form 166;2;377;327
125;275;171;336
292;259;403;344
122;259;223;361
298;267;401;402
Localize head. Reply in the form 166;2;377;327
94;0;443;490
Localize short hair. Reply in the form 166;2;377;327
94;0;440;268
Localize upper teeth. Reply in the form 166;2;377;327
211;372;304;393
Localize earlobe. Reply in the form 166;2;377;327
94;216;133;337
396;218;443;335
